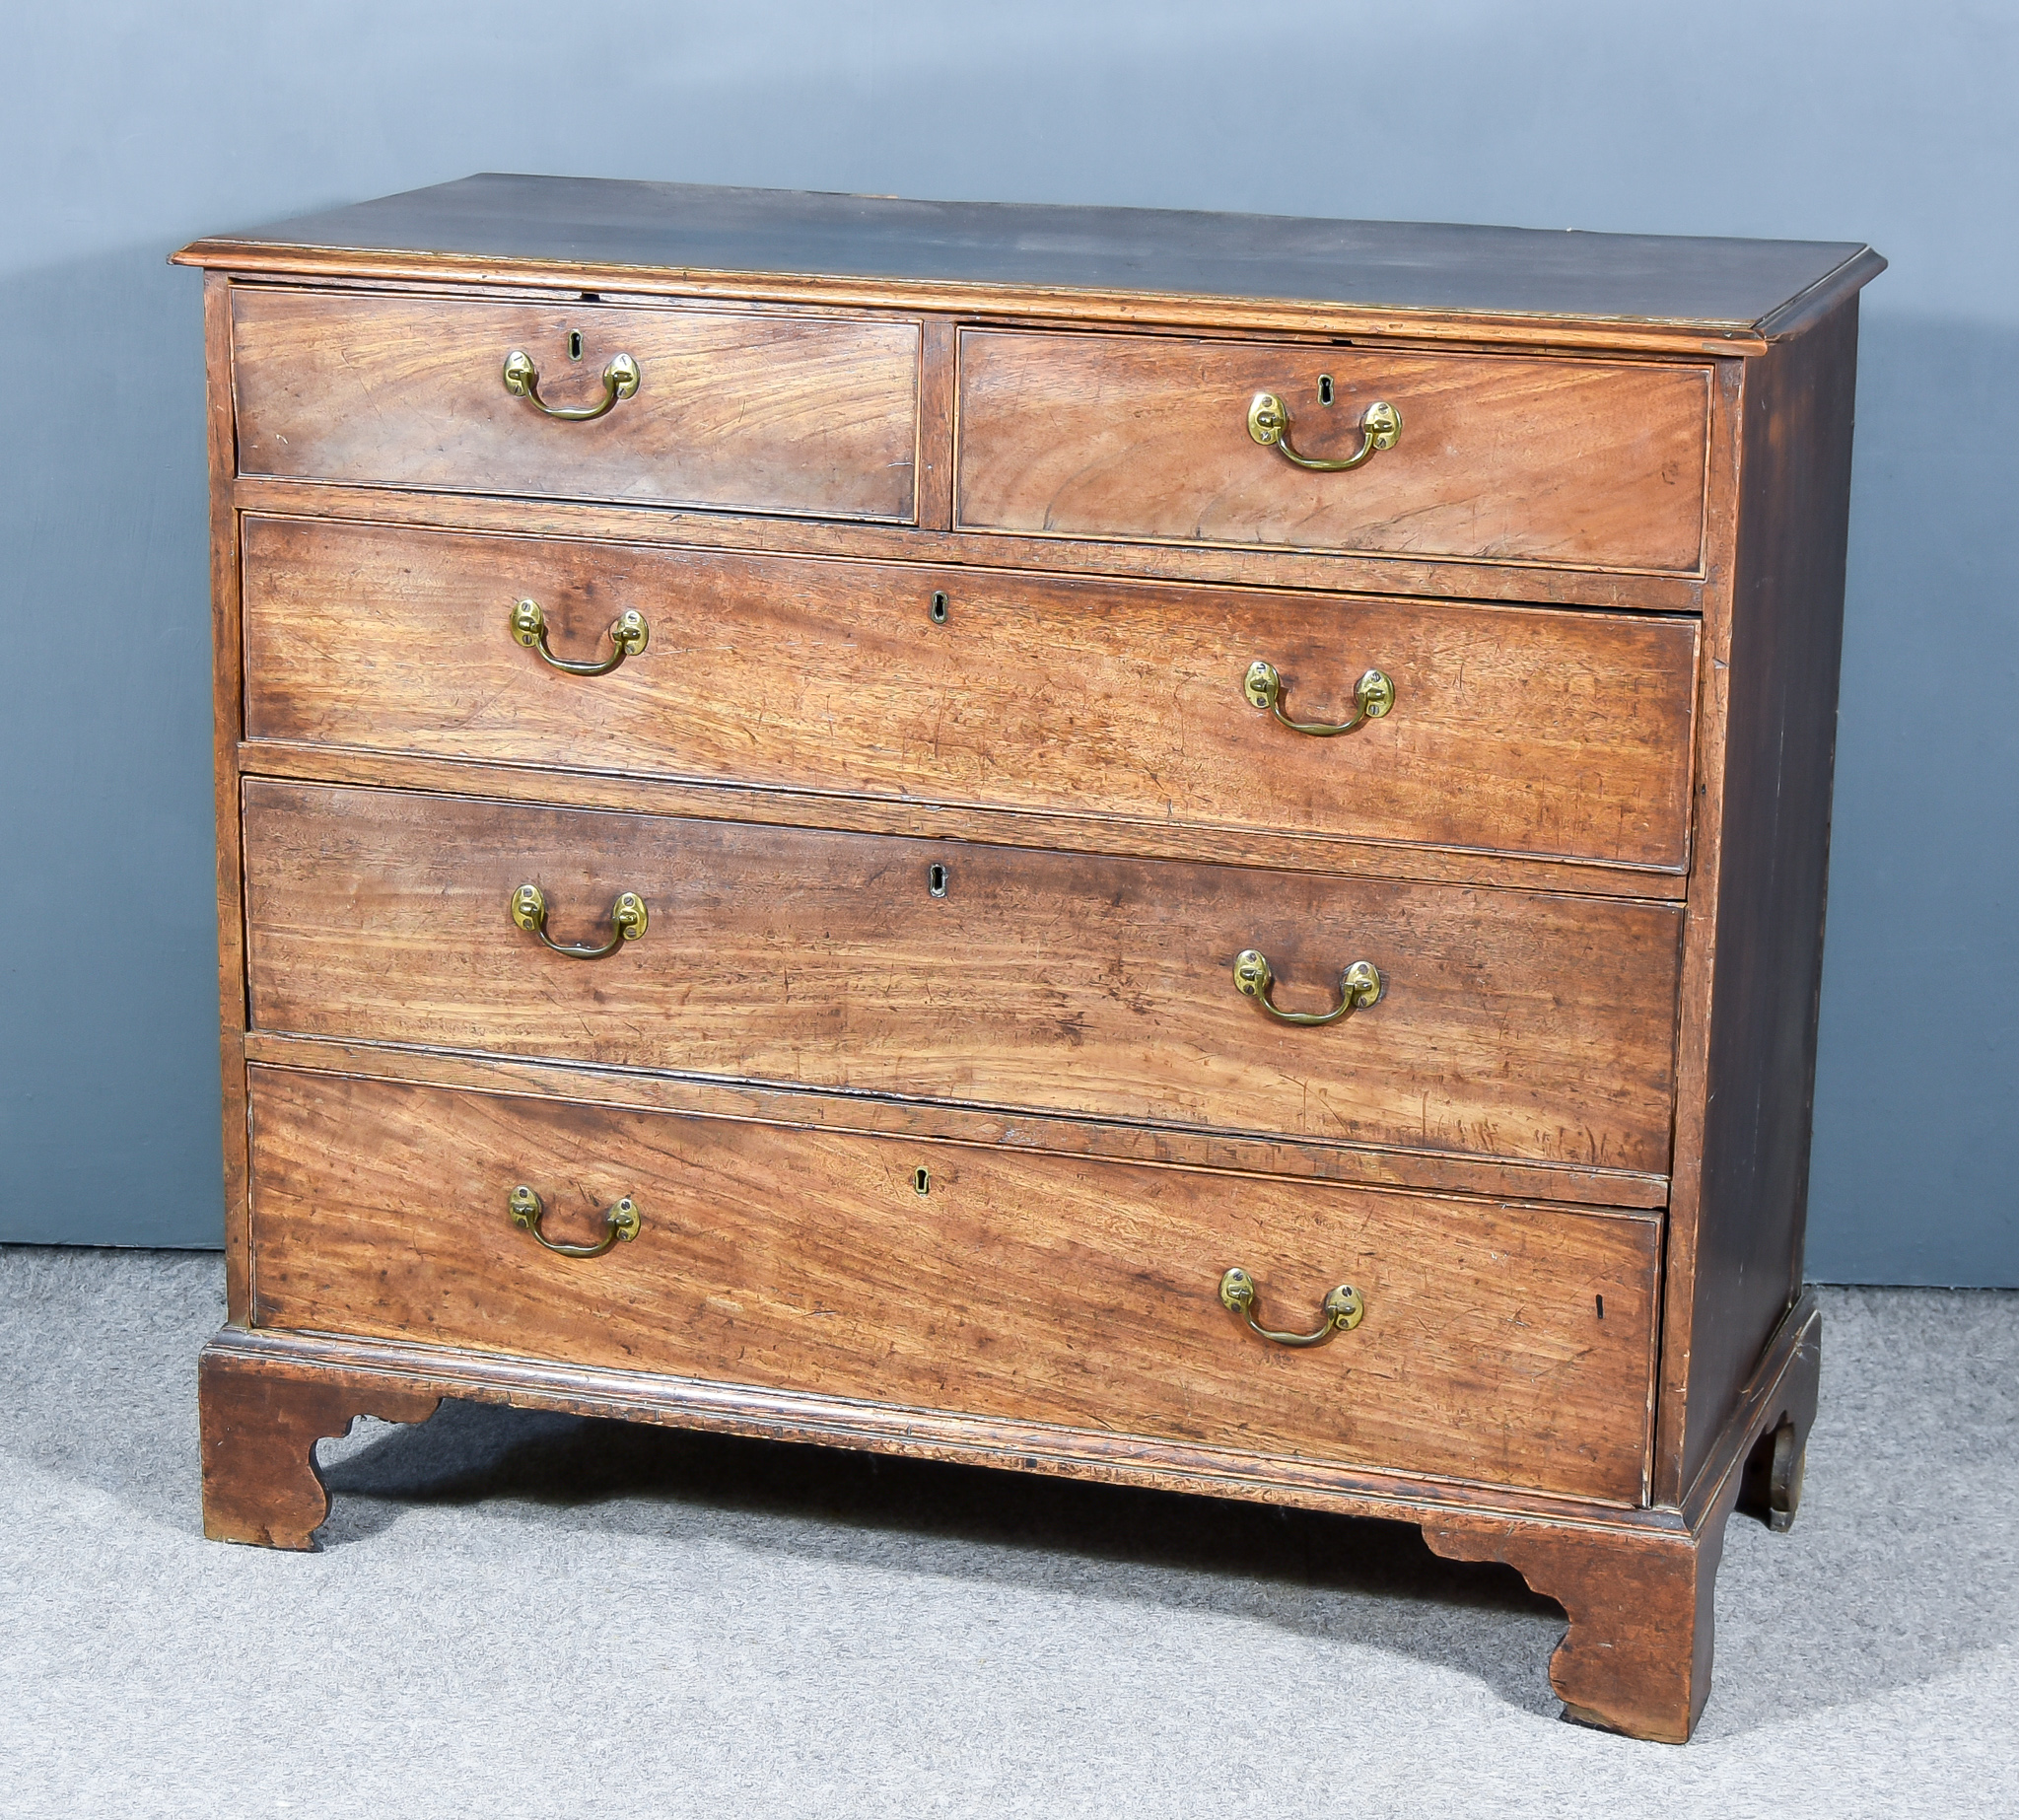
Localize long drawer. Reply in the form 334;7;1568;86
231;289;922;521
957;329;1711;573
245;1067;1661;1502
241;515;1701;874
241;780;1684;1175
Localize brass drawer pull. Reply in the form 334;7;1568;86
501;348;641;422
1244;661;1395;735
1233;949;1382;1025
1218;1268;1364;1346
511;883;649;959
1247;391;1401;471
509;1184;641;1259
510;597;650;676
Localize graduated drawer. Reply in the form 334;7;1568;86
246;1068;1660;1503
242;516;1701;875
241;781;1684;1177
230;288;921;522
957;329;1711;574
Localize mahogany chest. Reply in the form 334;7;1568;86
175;177;1879;1741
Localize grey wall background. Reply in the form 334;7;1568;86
2;1;2013;1281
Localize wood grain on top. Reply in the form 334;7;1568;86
173;174;1882;349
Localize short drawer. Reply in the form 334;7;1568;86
242;516;1701;874
956;329;1711;574
231;288;922;522
246;1067;1660;1503
241;781;1684;1177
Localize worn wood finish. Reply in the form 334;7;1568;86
173;173;1883;357
1427;1294;1820;1740
1655;303;1861;1502
241;1031;1671;1210
198;1342;439;1549
241;780;1685;1175
240;740;1689;903
916;318;957;531
199;1292;1817;1564
179;178;1879;1742
231;288;922;521
203;273;252;1321
1427;1513;1712;1740
232;472;1717;617
957;330;1710;574
240;514;1701;874
191;1290;1818;1739
246;1067;1660;1502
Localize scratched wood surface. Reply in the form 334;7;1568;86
240;514;1702;875
230;288;922;521
245;1067;1661;1503
240;780;1684;1175
956;330;1712;573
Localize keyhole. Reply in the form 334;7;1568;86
928;863;948;897
913;1166;931;1196
568;330;584;360
1596;1295;1606;1320
930;591;948;624
1318;375;1335;405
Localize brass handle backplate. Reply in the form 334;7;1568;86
1244;661;1395;735
511;883;649;959
1233;949;1382;1026
509;1184;641;1259
502;348;641;422
1218;1268;1364;1347
1247;392;1401;471
511;598;650;675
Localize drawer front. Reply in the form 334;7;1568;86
243;516;1700;874
957;329;1710;573
247;1068;1660;1502
242;781;1683;1175
231;289;921;522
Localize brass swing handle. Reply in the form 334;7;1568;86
502;348;641;422
509;1185;641;1259
511;598;650;676
1233;949;1382;1026
511;883;649;959
1247;392;1401;471
1245;661;1395;735
1219;1268;1364;1347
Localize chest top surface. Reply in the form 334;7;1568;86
174;174;1882;352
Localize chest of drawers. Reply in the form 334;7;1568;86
176;177;1879;1742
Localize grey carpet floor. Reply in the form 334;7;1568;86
0;1248;2012;1819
